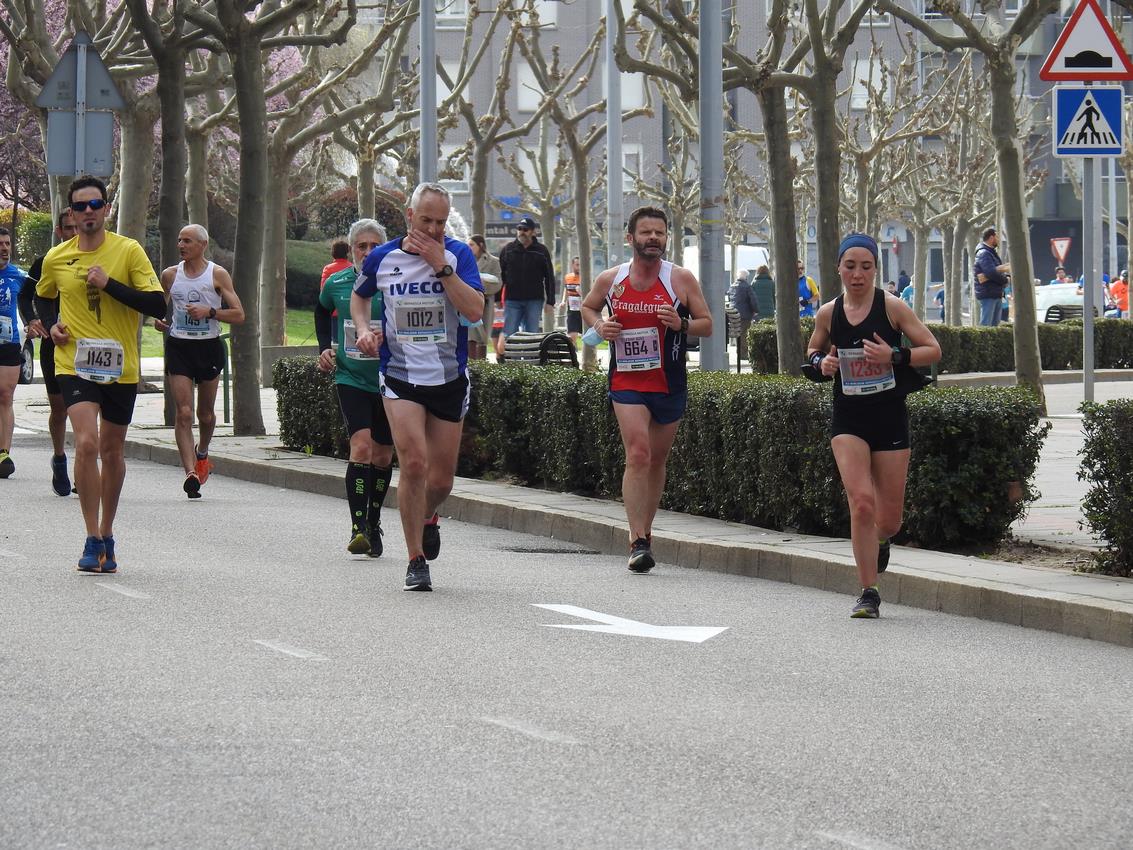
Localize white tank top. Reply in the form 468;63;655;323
169;261;221;340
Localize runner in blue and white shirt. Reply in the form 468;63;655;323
350;182;484;592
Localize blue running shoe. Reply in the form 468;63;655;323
851;587;881;619
404;556;432;591
100;535;117;574
77;536;105;573
51;454;71;497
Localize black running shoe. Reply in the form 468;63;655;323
877;539;891;574
851;587;881;619
422;514;441;561
51;454;71;497
0;451;14;478
183;473;202;499
627;537;655;573
367;522;383;558
347;527;370;555
404;556;432;591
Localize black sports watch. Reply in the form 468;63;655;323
436;264;454;278
680;316;689;333
208;307;217;319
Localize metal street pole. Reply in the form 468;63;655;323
698;0;726;371
1107;156;1118;279
1083;156;1099;402
419;0;437;184
606;0;623;270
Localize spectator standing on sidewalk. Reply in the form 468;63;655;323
561;256;582;344
467;234;502;360
973;227;1010;327
498;217;555;339
731;265;760;364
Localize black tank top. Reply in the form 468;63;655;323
829;288;901;405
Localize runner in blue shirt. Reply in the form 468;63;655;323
0;226;30;478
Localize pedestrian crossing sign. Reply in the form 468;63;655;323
1053;85;1124;157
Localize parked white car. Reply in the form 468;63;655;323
1034;283;1100;323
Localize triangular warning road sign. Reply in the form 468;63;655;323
1040;0;1133;82
1051;237;1072;264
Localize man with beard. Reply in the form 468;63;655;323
580;206;712;574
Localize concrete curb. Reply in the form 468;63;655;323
122;435;1133;649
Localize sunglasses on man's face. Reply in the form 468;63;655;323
70;199;107;212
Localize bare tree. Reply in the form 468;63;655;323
876;0;1058;407
181;0;357;435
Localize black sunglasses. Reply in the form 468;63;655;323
70;199;107;212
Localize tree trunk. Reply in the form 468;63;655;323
945;223;964;325
261;147;290;347
759;87;804;373
116;104;159;242
989;62;1043;409
854;156;869;234
809;79;842;304
912;223;930;321
469;143;490;237
569;138;597;371
228;40;268;435
186;127;209;230
357;146;376;219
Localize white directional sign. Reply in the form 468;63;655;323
532;604;728;643
1053;85;1124;157
1040;0;1133;81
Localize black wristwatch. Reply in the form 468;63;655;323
208;307;217;319
680;317;689;334
436;264;454;278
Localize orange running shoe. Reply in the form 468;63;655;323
194;451;213;485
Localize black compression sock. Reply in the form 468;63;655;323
346;462;370;532
369;464;393;525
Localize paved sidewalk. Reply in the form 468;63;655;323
11;363;1133;647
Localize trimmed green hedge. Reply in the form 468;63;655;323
285;239;332;309
275;358;1049;550
748;318;1133;374
1080;399;1133;576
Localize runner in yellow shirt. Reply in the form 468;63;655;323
36;176;167;574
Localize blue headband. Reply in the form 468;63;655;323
838;233;879;263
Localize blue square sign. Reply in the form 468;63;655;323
1053;85;1124;156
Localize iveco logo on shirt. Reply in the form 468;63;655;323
390;280;445;295
391;267;402;276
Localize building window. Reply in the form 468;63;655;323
622;143;643;192
602;65;646;110
437;60;461;102
516;63;542;112
534;0;557;27
436;0;467;28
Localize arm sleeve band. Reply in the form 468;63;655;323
103;278;167;319
314;300;333;352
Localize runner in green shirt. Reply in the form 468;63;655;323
315;218;394;557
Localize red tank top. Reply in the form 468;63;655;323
609;273;675;393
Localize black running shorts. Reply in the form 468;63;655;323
40;338;60;395
165;335;226;384
831;396;909;452
336;383;393;443
566;310;582;334
56;375;139;426
0;342;21;368
380;371;470;423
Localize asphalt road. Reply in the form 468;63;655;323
3;435;1132;850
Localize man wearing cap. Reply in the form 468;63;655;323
498;216;556;340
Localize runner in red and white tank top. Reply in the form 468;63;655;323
580;206;713;575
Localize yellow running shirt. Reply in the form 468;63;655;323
37;232;161;384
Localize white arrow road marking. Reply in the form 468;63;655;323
253;640;328;661
815;830;908;850
94;582;150;599
532;604;728;644
478;716;581;745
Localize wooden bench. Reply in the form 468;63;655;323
502;331;580;368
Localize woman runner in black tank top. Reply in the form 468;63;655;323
805;233;941;619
